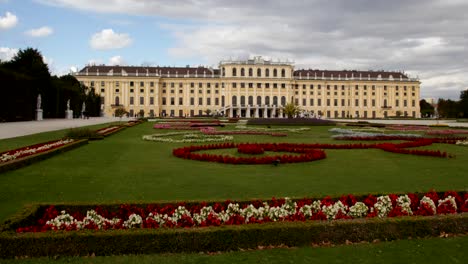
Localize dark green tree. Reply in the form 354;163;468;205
459;89;468;118
419;99;435;118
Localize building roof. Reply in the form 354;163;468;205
79;65;219;76
293;69;409;80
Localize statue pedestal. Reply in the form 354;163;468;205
65;110;73;119
36;109;43;121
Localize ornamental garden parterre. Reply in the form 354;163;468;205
2;119;468;258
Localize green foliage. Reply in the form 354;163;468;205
0;47;101;121
114;107;128;119
282;102;301;118
420;99;435;118
459;89;468;118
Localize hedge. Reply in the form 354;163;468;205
0;213;466;258
247;118;335;126
0;139;88;174
1;191;467;258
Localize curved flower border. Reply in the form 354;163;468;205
142;132;233;143
16;190;468;232
173;143;327;164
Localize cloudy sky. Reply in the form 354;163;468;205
1;0;467;99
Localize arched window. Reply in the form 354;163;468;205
248;68;253;77
266;69;270;77
265;96;270;105
115;96;120;105
248;96;253;105
232;68;237;77
257;96;262;105
281;69;285;77
273;69;278;77
221;96;225;107
232;96;237;106
273;96;278;106
240;96;245;105
257;68;262;77
240;68;245;76
281;96;286;106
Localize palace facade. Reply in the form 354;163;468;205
74;56;421;118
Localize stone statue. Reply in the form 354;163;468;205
66;99;70;110
37;94;42;109
82;102;86;113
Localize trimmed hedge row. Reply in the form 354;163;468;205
247;118;336;126
0;139;88;174
1;213;466;258
1;191;466;258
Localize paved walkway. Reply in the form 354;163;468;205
0;117;134;140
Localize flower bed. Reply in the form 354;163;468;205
13;191;467;233
237;144;265;155
456;140;468;146
425;129;468;135
172;139;453;165
0;139;75;164
386;125;430;131
95;126;123;136
173;143;327;164
200;128;287;137
142;132;233;143
0;139;88;173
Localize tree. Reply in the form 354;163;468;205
459;89;468;118
114;107;128;121
204;109;212;116
419;99;435;118
282;102;301;118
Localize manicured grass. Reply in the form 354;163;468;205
2;236;467;263
0;122;121;153
0;122;467;222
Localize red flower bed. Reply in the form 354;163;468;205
426;129;468;135
237;144;265;155
15;190;468;233
172;139;453;165
173;143;326;165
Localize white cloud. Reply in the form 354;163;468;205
89;29;132;50
0;11;18;30
25;26;54;37
37;0;468;99
0;47;18;61
108;55;125;65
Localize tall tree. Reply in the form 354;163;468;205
459;89;468;118
419;99;435;118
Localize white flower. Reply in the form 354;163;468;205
374;196;392;218
348;202;368;218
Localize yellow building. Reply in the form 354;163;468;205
74;56;421;118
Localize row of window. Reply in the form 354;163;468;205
226;67;287;78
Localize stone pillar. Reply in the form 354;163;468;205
229;108;233;118
272;105;277;118
65;110;73;119
36;109;43;121
264;105;268;118
246;105;251;118
237;107;241;118
255;106;259;118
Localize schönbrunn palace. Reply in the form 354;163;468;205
74;56;421;119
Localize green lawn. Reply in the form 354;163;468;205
1;236;466;264
0;121;467;262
